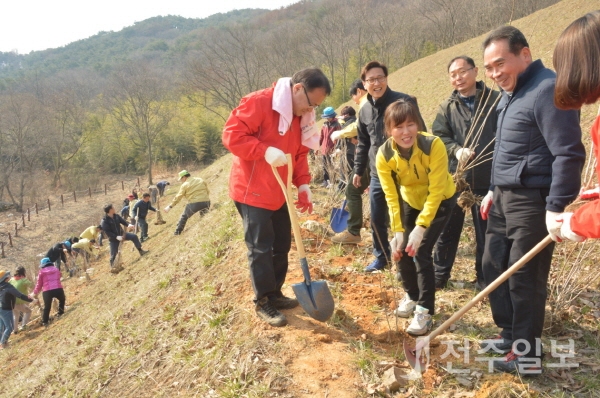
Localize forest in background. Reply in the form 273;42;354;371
0;0;559;211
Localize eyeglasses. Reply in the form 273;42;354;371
303;85;319;109
365;76;387;85
449;67;474;80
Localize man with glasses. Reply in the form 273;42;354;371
222;68;331;327
353;61;426;272
432;56;499;291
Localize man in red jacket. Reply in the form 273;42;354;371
223;68;331;327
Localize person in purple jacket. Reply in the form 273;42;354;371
33;257;66;327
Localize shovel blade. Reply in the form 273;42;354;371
292;280;335;322
403;340;427;372
330;207;349;233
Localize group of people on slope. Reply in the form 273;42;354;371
222;13;600;376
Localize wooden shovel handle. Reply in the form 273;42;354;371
416;235;553;350
271;154;306;258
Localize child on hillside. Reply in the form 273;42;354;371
33;258;66;327
376;99;457;335
9;266;34;333
0;270;34;348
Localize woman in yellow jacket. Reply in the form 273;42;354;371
376;99;457;335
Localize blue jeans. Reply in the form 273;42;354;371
0;308;14;344
137;217;149;239
369;175;390;263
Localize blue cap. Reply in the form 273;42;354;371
40;257;53;267
321;107;336;119
63;241;71;250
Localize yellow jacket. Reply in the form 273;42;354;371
170;177;210;207
72;238;96;255
376;132;455;232
80;226;99;241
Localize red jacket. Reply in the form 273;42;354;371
319;120;341;154
222;85;311;211
572;115;600;238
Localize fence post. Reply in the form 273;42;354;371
105;184;108;195
14;223;18;237
47;198;51;211
137;177;140;187
89;187;92;198
27;208;30;222
60;194;64;206
8;233;13;247
22;213;26;227
35;203;39;215
122;181;124;191
1;242;4;257
74;191;77;203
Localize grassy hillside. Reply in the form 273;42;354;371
2;1;600;397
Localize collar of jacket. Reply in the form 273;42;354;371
449;80;489;104
510;59;545;96
367;86;394;108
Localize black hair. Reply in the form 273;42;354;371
97;224;102;230
103;204;114;213
291;68;331;95
15;266;26;277
483;25;529;55
447;55;476;72
142;193;151;198
349;79;365;96
340;106;356;117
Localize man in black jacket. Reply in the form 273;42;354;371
101;203;148;271
432;55;499;290
353;61;426;272
480;26;585;374
132;193;156;242
45;241;72;271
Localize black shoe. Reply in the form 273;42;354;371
493;351;543;375
435;279;448;290
174;230;181;236
475;279;487;291
255;297;287;327
480;335;513;354
138;249;148;256
269;295;299;310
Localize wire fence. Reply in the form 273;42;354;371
0;176;145;258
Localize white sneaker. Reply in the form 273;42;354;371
406;305;432;336
394;294;416;318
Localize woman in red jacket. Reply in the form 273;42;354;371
553;10;600;241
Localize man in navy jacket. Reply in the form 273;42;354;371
480;26;585;374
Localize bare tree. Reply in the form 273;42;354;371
105;61;174;185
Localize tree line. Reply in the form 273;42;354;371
0;0;559;212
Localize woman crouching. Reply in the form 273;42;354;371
376;98;457;335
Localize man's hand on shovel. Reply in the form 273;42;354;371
294;184;313;214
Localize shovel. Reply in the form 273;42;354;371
404;235;553;371
330;200;349;233
271;155;335;322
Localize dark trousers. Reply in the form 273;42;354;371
108;233;142;264
369;175;390;263
482;187;554;358
235;202;292;302
346;169;370;236
137;217;149;239
321;154;333;182
397;194;457;315
176;201;210;232
42;288;65;324
433;189;488;284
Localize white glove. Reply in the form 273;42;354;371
390;232;404;261
264;146;288;167
556;212;585;242
546;210;563;242
135;216;139;221
164;206;171;213
330;130;343;142
406;226;425;257
480;190;494;220
456;147;474;164
116;236;123;241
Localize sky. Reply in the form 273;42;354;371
0;0;296;54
